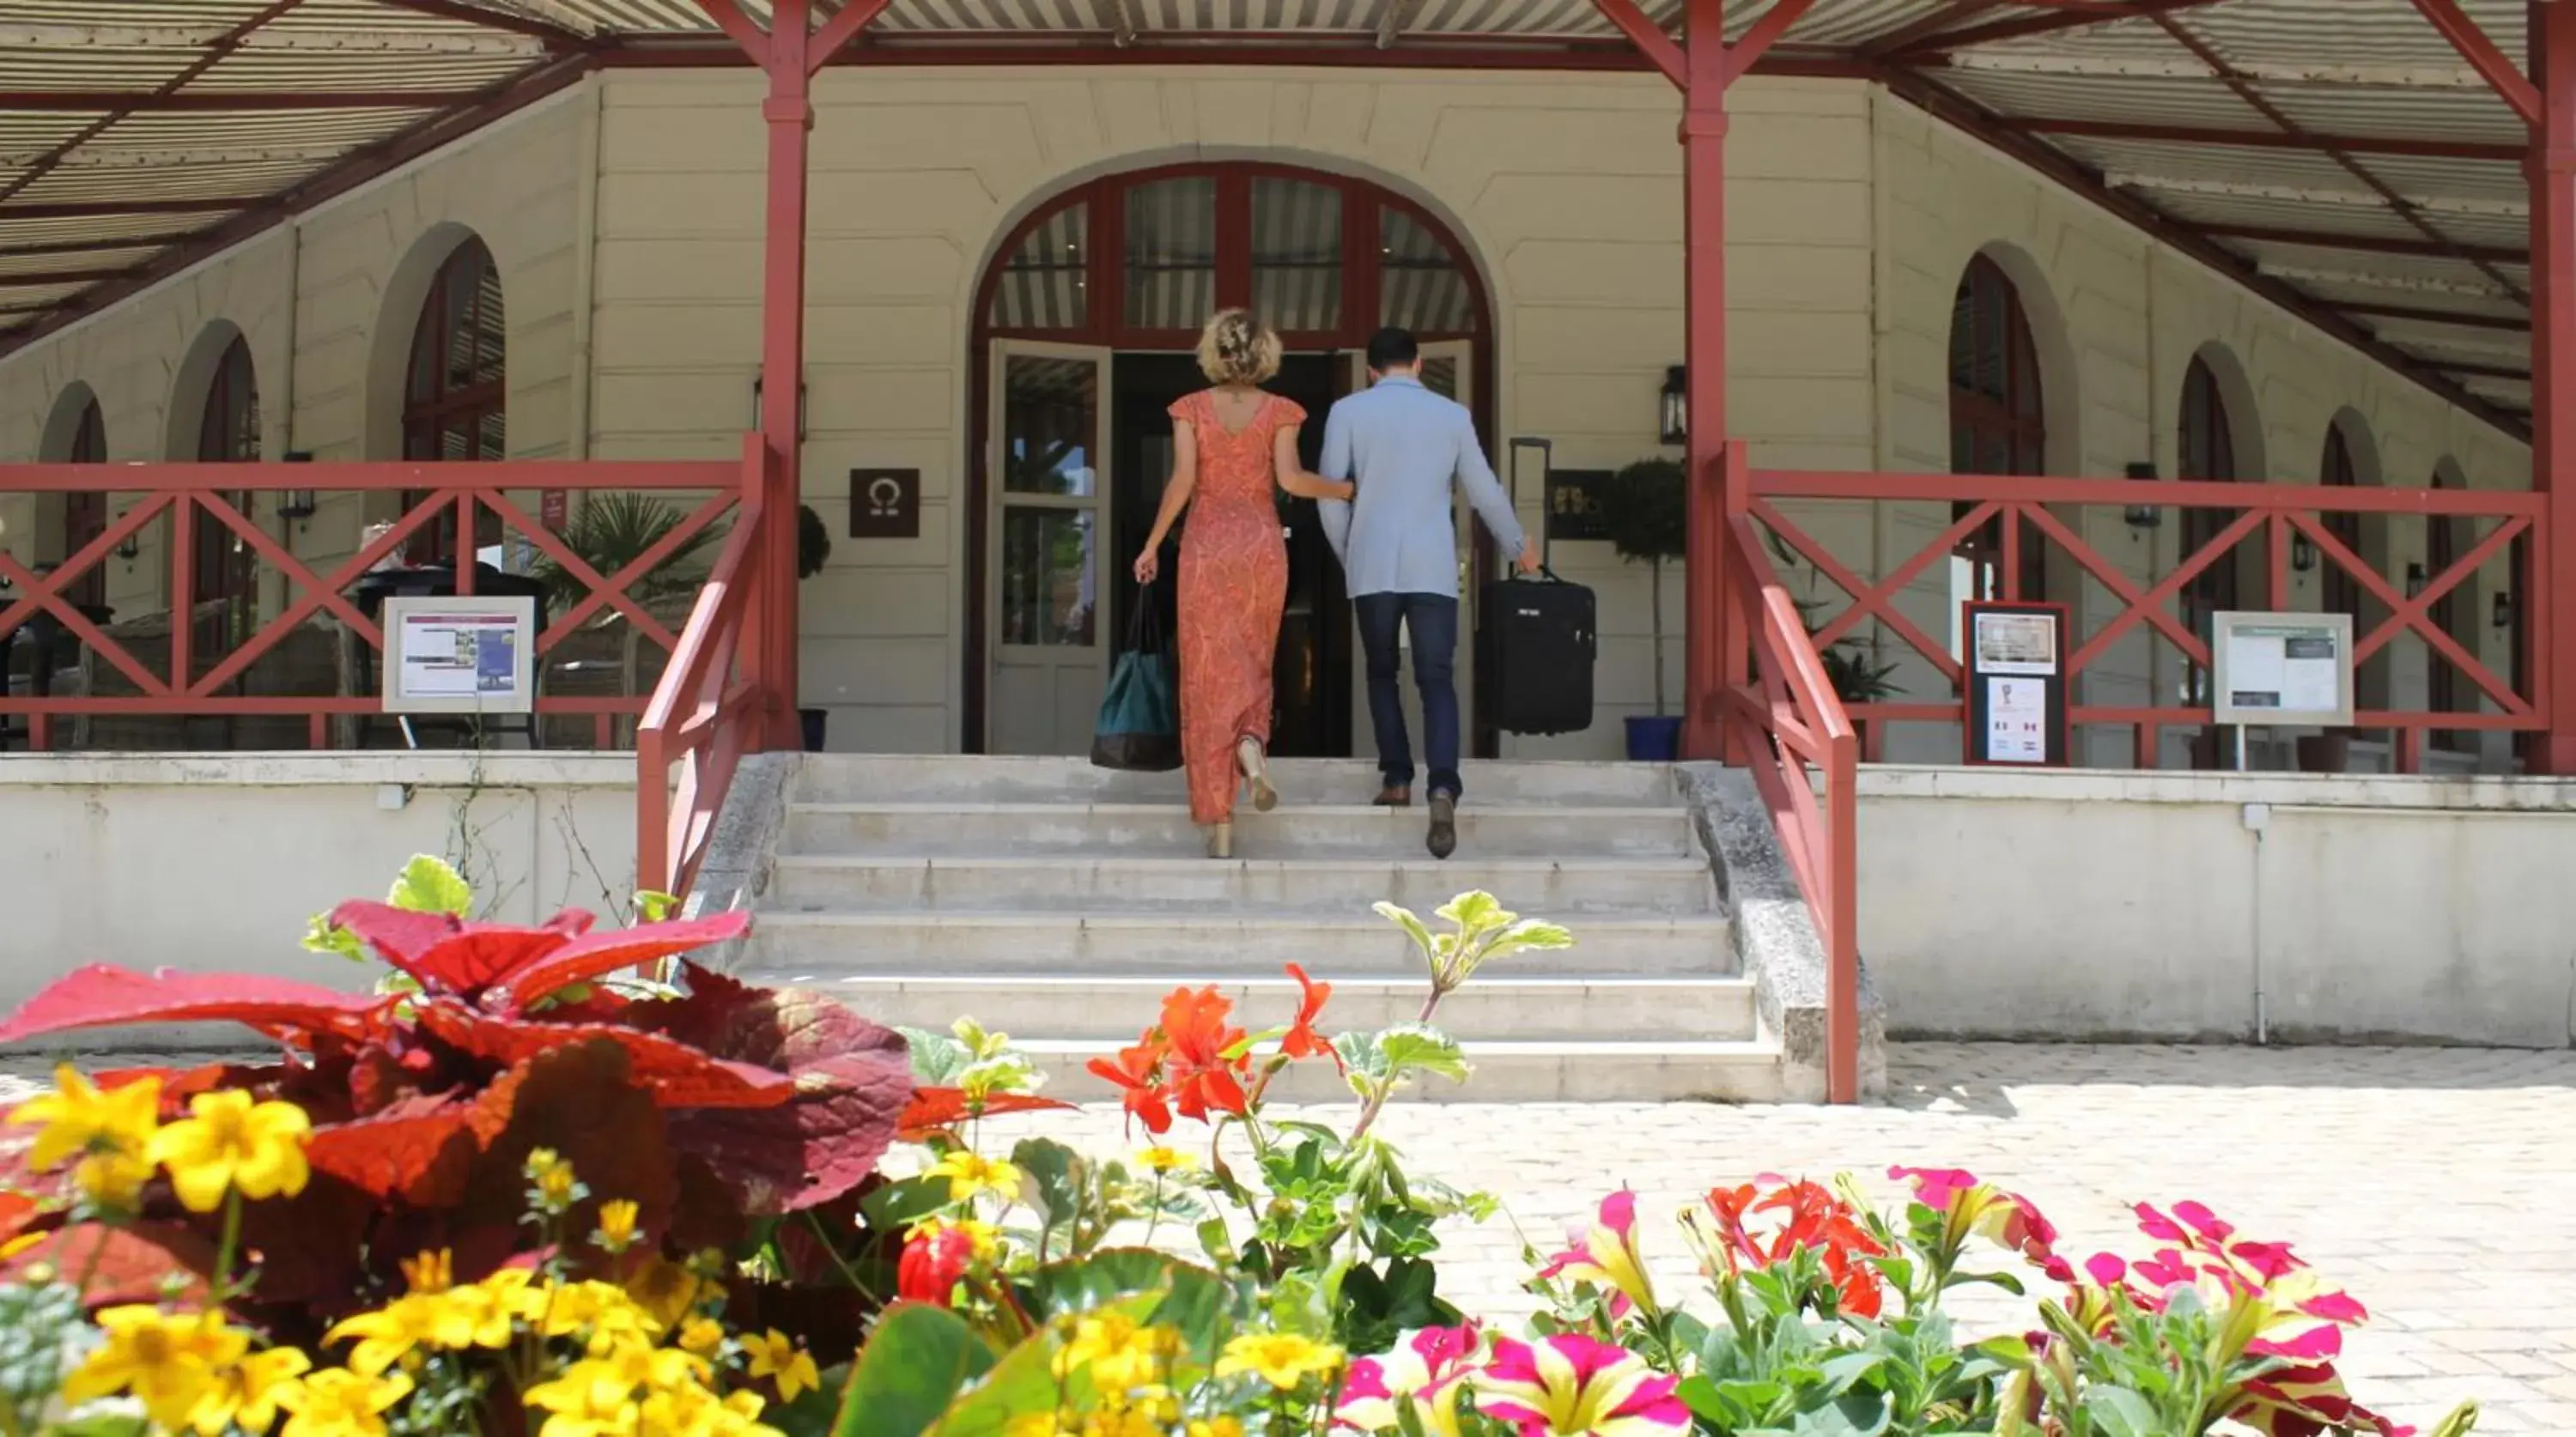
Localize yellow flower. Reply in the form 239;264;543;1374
417;1283;517;1351
677;1316;727;1357
9;1065;159;1171
277;1367;414;1437
623;1254;705;1329
527;1148;581;1210
73;1149;156;1209
0;1233;39;1261
742;1328;822;1404
1053;1313;1182;1394
541;1279;661;1352
1136;1146;1198;1174
188;1345;313;1437
1007;1412;1076;1437
1188;1421;1246;1437
596;1198;641;1252
325;1296;442;1378
63;1306;249;1432
398;1248;453;1295
643;1379;783;1437
926;1150;1024;1204
145;1089;312;1213
479;1264;545;1320
522;1358;641;1437
1216;1331;1343;1391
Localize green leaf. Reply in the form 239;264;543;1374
634;889;682;923
859;1175;955;1235
2079;1386;2160;1437
1376;1025;1470;1084
1818;1351;1888;1398
902;1026;975;1087
388;854;473;917
301;912;368;962
832;1304;996;1437
1012;1138;1085;1232
1373;901;1440;967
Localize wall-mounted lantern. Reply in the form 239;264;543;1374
1658;366;1686;447
2123;461;2162;531
751;371;809;441
2290;531;2318;573
2493;591;2515;630
2405;561;2428;599
276;451;318;522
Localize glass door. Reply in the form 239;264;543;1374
1340;342;1481;765
987;342;1113;755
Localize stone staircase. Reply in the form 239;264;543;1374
733;755;1786;1103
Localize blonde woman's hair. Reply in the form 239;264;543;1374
1195;309;1282;386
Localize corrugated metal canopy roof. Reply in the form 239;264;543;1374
0;0;2551;434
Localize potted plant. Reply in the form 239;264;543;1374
1599;457;1687;761
799;503;830;753
532;492;723;745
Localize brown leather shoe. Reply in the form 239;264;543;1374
1372;786;1412;809
1426;793;1457;860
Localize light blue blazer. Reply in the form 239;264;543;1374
1315;376;1527;600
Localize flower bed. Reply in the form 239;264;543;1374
0;860;2477;1437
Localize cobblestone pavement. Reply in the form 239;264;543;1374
7;1042;2571;1433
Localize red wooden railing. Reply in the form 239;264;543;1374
635;436;771;900
0;457;743;750
1711;445;1862;1104
1746;465;2543;770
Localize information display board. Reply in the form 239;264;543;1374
380;596;537;716
1960;601;2069;767
2211;611;2354;729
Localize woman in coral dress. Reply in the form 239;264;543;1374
1133;311;1356;858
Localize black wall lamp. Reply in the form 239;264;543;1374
2291;531;2318;573
1659;366;1687;447
2123;461;2162;531
276;451;318;522
2405;561;2428;598
2494;591;2515;630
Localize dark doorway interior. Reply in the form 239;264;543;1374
1110;351;1350;758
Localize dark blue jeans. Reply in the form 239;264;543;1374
1354;592;1462;800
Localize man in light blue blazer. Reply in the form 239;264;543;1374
1319;327;1539;860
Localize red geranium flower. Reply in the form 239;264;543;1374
1084;1036;1173;1136
1157;985;1249;1123
1279;964;1340;1067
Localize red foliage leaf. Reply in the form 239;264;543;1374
493;910;754;1013
634;966;912;1215
233;1173;378;1315
304;1096;478;1205
327;902;599;996
898;1087;1078;1139
99;1062;292;1121
0;966;383;1045
3;1222;213;1307
415;1003;792;1110
0;1191;34;1244
456;1040;678;1257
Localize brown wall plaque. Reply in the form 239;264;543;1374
850;468;920;539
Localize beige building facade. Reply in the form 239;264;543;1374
0;67;2533;769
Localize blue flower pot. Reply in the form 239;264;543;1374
799;708;828;754
1624;714;1683;762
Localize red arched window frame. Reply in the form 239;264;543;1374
62;399;106;610
2178;355;2239;616
2427;469;2474;752
2320;424;2361;623
192;337;258;615
1946;255;2046;599
402;239;506;564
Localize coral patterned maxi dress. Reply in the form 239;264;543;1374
1170;389;1304;826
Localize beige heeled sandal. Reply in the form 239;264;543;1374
1206;821;1234;860
1238;737;1279;813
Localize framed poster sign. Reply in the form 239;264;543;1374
2211;611;2354;729
1961;600;2069;767
380;596;537;716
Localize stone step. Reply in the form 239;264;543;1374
795;755;1681;808
780;803;1700;860
744;909;1734;975
756;973;1761;1044
763;854;1720;915
1003;1036;1784;1105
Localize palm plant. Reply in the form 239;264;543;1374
1762;527;1903;706
531;492;728;725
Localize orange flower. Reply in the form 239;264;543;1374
1279;965;1340;1067
1085;1037;1173;1136
1157;986;1249;1123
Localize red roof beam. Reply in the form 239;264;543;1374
1586;0;1686;89
0;233;201;259
2336;300;2529;332
1728;0;1818;82
0;268;124;288
2405;0;2542;130
0;197;255;220
2005;117;2524;162
0;92;478;112
1882;0;2231;56
2433;360;2534;381
809;0;896;73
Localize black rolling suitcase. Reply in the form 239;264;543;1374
1477;563;1596;737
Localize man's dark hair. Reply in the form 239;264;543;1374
1364;326;1419;373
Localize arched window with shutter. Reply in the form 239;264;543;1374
401;237;505;563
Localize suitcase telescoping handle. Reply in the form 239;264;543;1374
1505;435;1558;580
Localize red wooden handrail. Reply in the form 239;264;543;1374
635;435;770;901
1715;445;1862;1104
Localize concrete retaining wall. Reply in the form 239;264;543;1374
0;753;638;1020
1857;766;2576;1047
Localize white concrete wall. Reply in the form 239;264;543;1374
1855;766;2576;1046
0;753;637;1022
1866;94;2532;771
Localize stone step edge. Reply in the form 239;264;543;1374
1006;1036;1780;1060
769;854;1712;875
747;910;1731;931
750;973;1754;991
786;803;1692;818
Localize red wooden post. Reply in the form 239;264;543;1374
2532;0;2576;771
755;0;813;753
1680;0;1738;762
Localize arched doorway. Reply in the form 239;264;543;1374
190;333;260;670
965;162;1493;757
1947;253;2048;604
401;235;506;564
2178;352;2242;768
40;386;108;611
